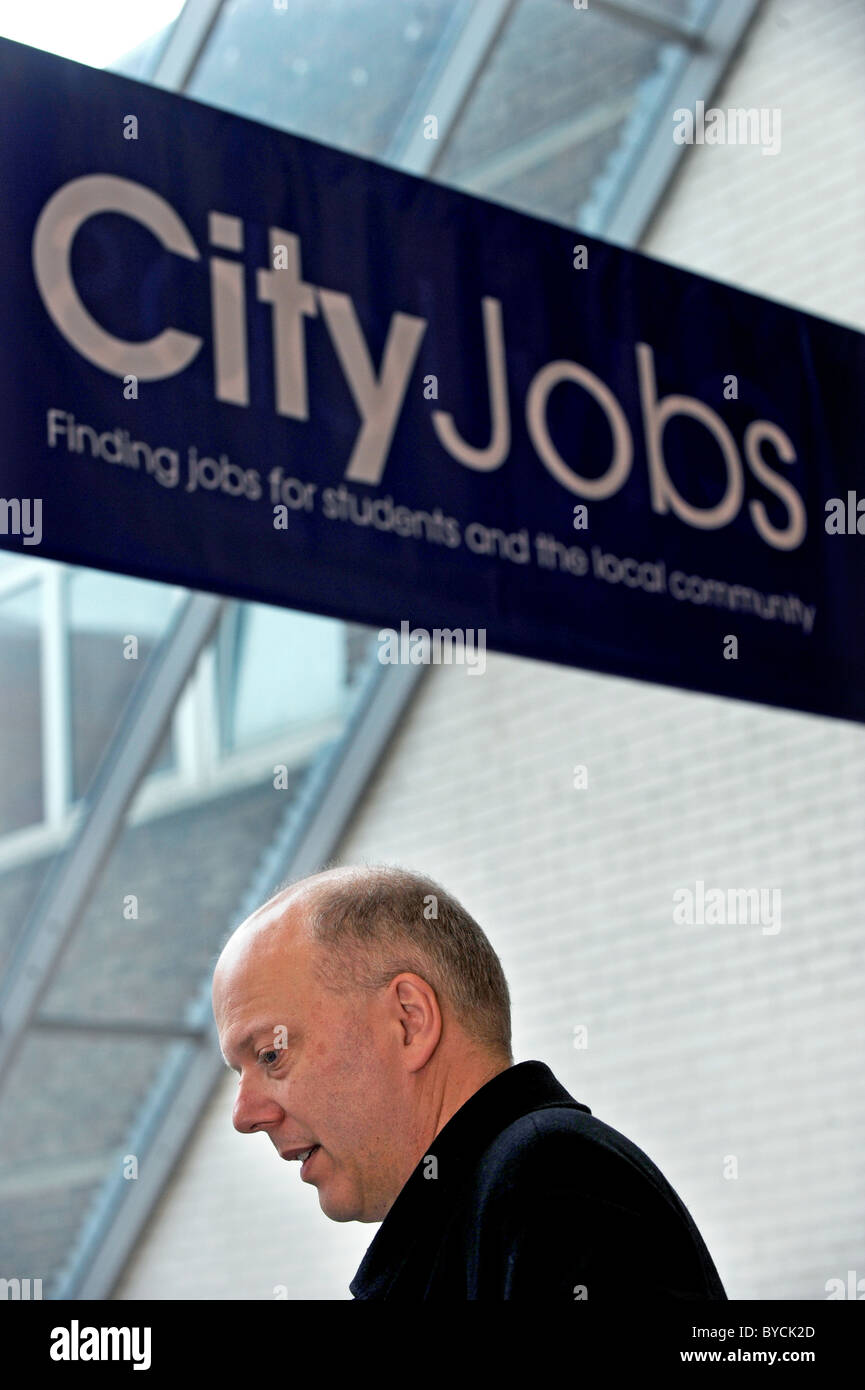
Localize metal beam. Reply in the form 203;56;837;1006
150;0;225;92
586;0;707;47
0;592;224;1093
57;653;427;1299
41;565;71;826
583;0;764;244
389;0;520;176
35;1014;207;1041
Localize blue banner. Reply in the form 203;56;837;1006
1;36;863;720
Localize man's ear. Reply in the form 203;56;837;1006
392;973;441;1067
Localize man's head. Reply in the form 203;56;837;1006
212;864;513;1223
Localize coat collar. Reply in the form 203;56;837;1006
349;1059;590;1298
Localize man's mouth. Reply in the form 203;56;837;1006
281;1144;320;1163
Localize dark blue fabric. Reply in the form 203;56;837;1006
1;38;863;722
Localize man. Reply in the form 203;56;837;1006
212;863;727;1300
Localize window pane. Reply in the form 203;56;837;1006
0;552;42;578
187;0;463;158
435;0;686;226
223;604;349;753
69;568;181;799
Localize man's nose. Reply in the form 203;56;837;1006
232;1074;283;1134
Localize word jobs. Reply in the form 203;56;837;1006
32;174;805;551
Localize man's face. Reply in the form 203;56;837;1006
213;900;406;1223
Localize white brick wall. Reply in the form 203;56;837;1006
643;0;865;331
115;0;865;1301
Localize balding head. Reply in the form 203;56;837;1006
212;864;512;1222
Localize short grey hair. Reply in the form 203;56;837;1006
293;864;513;1063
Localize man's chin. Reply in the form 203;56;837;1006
318;1195;359;1223
317;1188;374;1223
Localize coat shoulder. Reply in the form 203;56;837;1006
470;1103;690;1221
461;1104;727;1299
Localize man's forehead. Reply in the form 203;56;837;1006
214;938;307;1064
213;911;304;1016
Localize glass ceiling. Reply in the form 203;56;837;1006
181;0;711;230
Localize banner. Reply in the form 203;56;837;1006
1;36;863;720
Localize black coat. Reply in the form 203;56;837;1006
350;1060;727;1300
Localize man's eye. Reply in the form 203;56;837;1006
259;1049;280;1065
